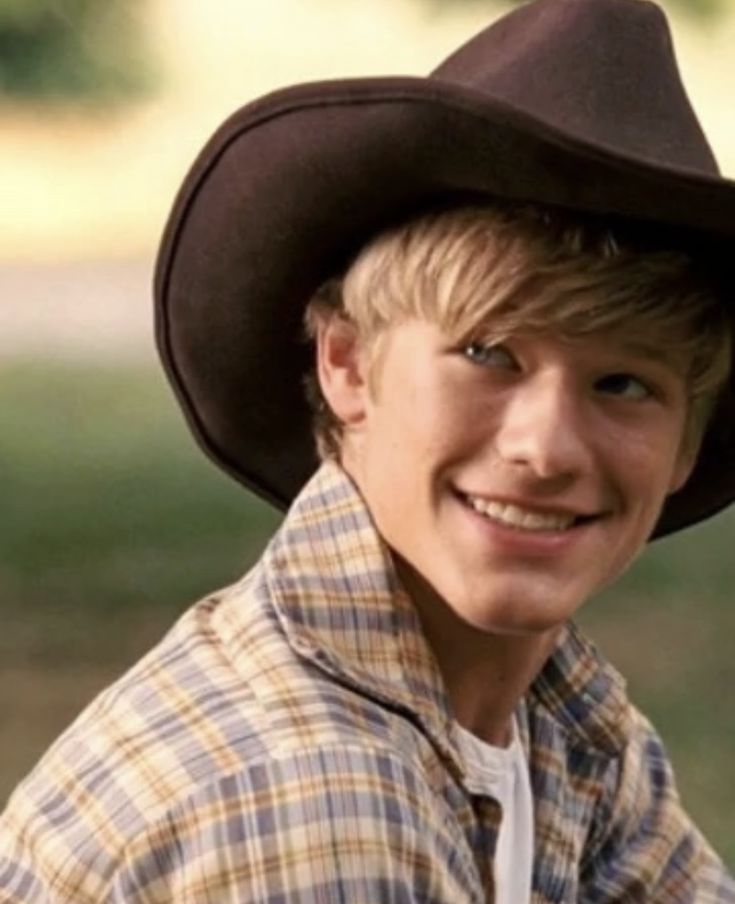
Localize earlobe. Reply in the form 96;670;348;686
315;315;369;428
668;443;699;495
668;460;694;496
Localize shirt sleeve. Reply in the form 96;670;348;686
580;707;735;903
0;745;480;903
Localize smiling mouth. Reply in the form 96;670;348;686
461;493;598;533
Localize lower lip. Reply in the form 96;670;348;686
457;495;595;557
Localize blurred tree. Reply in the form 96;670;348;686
429;0;725;21
0;0;153;106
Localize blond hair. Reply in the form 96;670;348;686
305;202;731;459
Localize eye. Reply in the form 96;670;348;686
463;341;518;370
595;372;653;400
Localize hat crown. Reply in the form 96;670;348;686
157;0;735;535
433;0;719;175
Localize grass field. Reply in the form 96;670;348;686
1;360;733;866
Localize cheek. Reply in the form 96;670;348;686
383;377;476;451
608;416;686;490
643;437;689;501
607;440;684;563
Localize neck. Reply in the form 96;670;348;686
396;559;560;747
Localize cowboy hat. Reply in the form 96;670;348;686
154;0;735;538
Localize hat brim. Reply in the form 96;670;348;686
155;76;735;538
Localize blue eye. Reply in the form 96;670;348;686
596;373;652;400
464;342;517;369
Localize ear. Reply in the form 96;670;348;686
315;314;370;428
667;435;700;495
668;455;696;496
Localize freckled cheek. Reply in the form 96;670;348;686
425;394;491;462
609;446;681;533
447;392;505;449
629;430;682;479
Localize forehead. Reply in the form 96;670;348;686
375;317;692;383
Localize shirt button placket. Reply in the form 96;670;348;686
474;795;502;903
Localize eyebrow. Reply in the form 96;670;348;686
609;339;689;373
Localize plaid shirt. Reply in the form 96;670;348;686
0;461;732;903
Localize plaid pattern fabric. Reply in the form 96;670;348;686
0;461;732;902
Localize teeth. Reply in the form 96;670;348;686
466;496;575;532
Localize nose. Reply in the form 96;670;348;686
493;371;592;480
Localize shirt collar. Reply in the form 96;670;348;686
261;460;630;763
528;620;632;755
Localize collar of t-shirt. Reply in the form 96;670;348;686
453;717;534;904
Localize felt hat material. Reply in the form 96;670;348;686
155;0;735;537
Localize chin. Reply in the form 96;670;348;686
466;610;566;638
452;586;577;637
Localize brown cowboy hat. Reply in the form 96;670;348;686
155;0;735;539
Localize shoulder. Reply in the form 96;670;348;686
580;705;735;900
0;583;260;900
0;578;464;901
526;626;735;899
115;743;452;900
1;735;464;902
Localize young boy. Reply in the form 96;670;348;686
2;0;735;900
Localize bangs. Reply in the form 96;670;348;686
339;204;731;400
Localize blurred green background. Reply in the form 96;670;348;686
1;0;734;871
0;0;153;104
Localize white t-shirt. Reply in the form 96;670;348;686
453;718;534;904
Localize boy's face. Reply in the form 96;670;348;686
322;316;696;636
